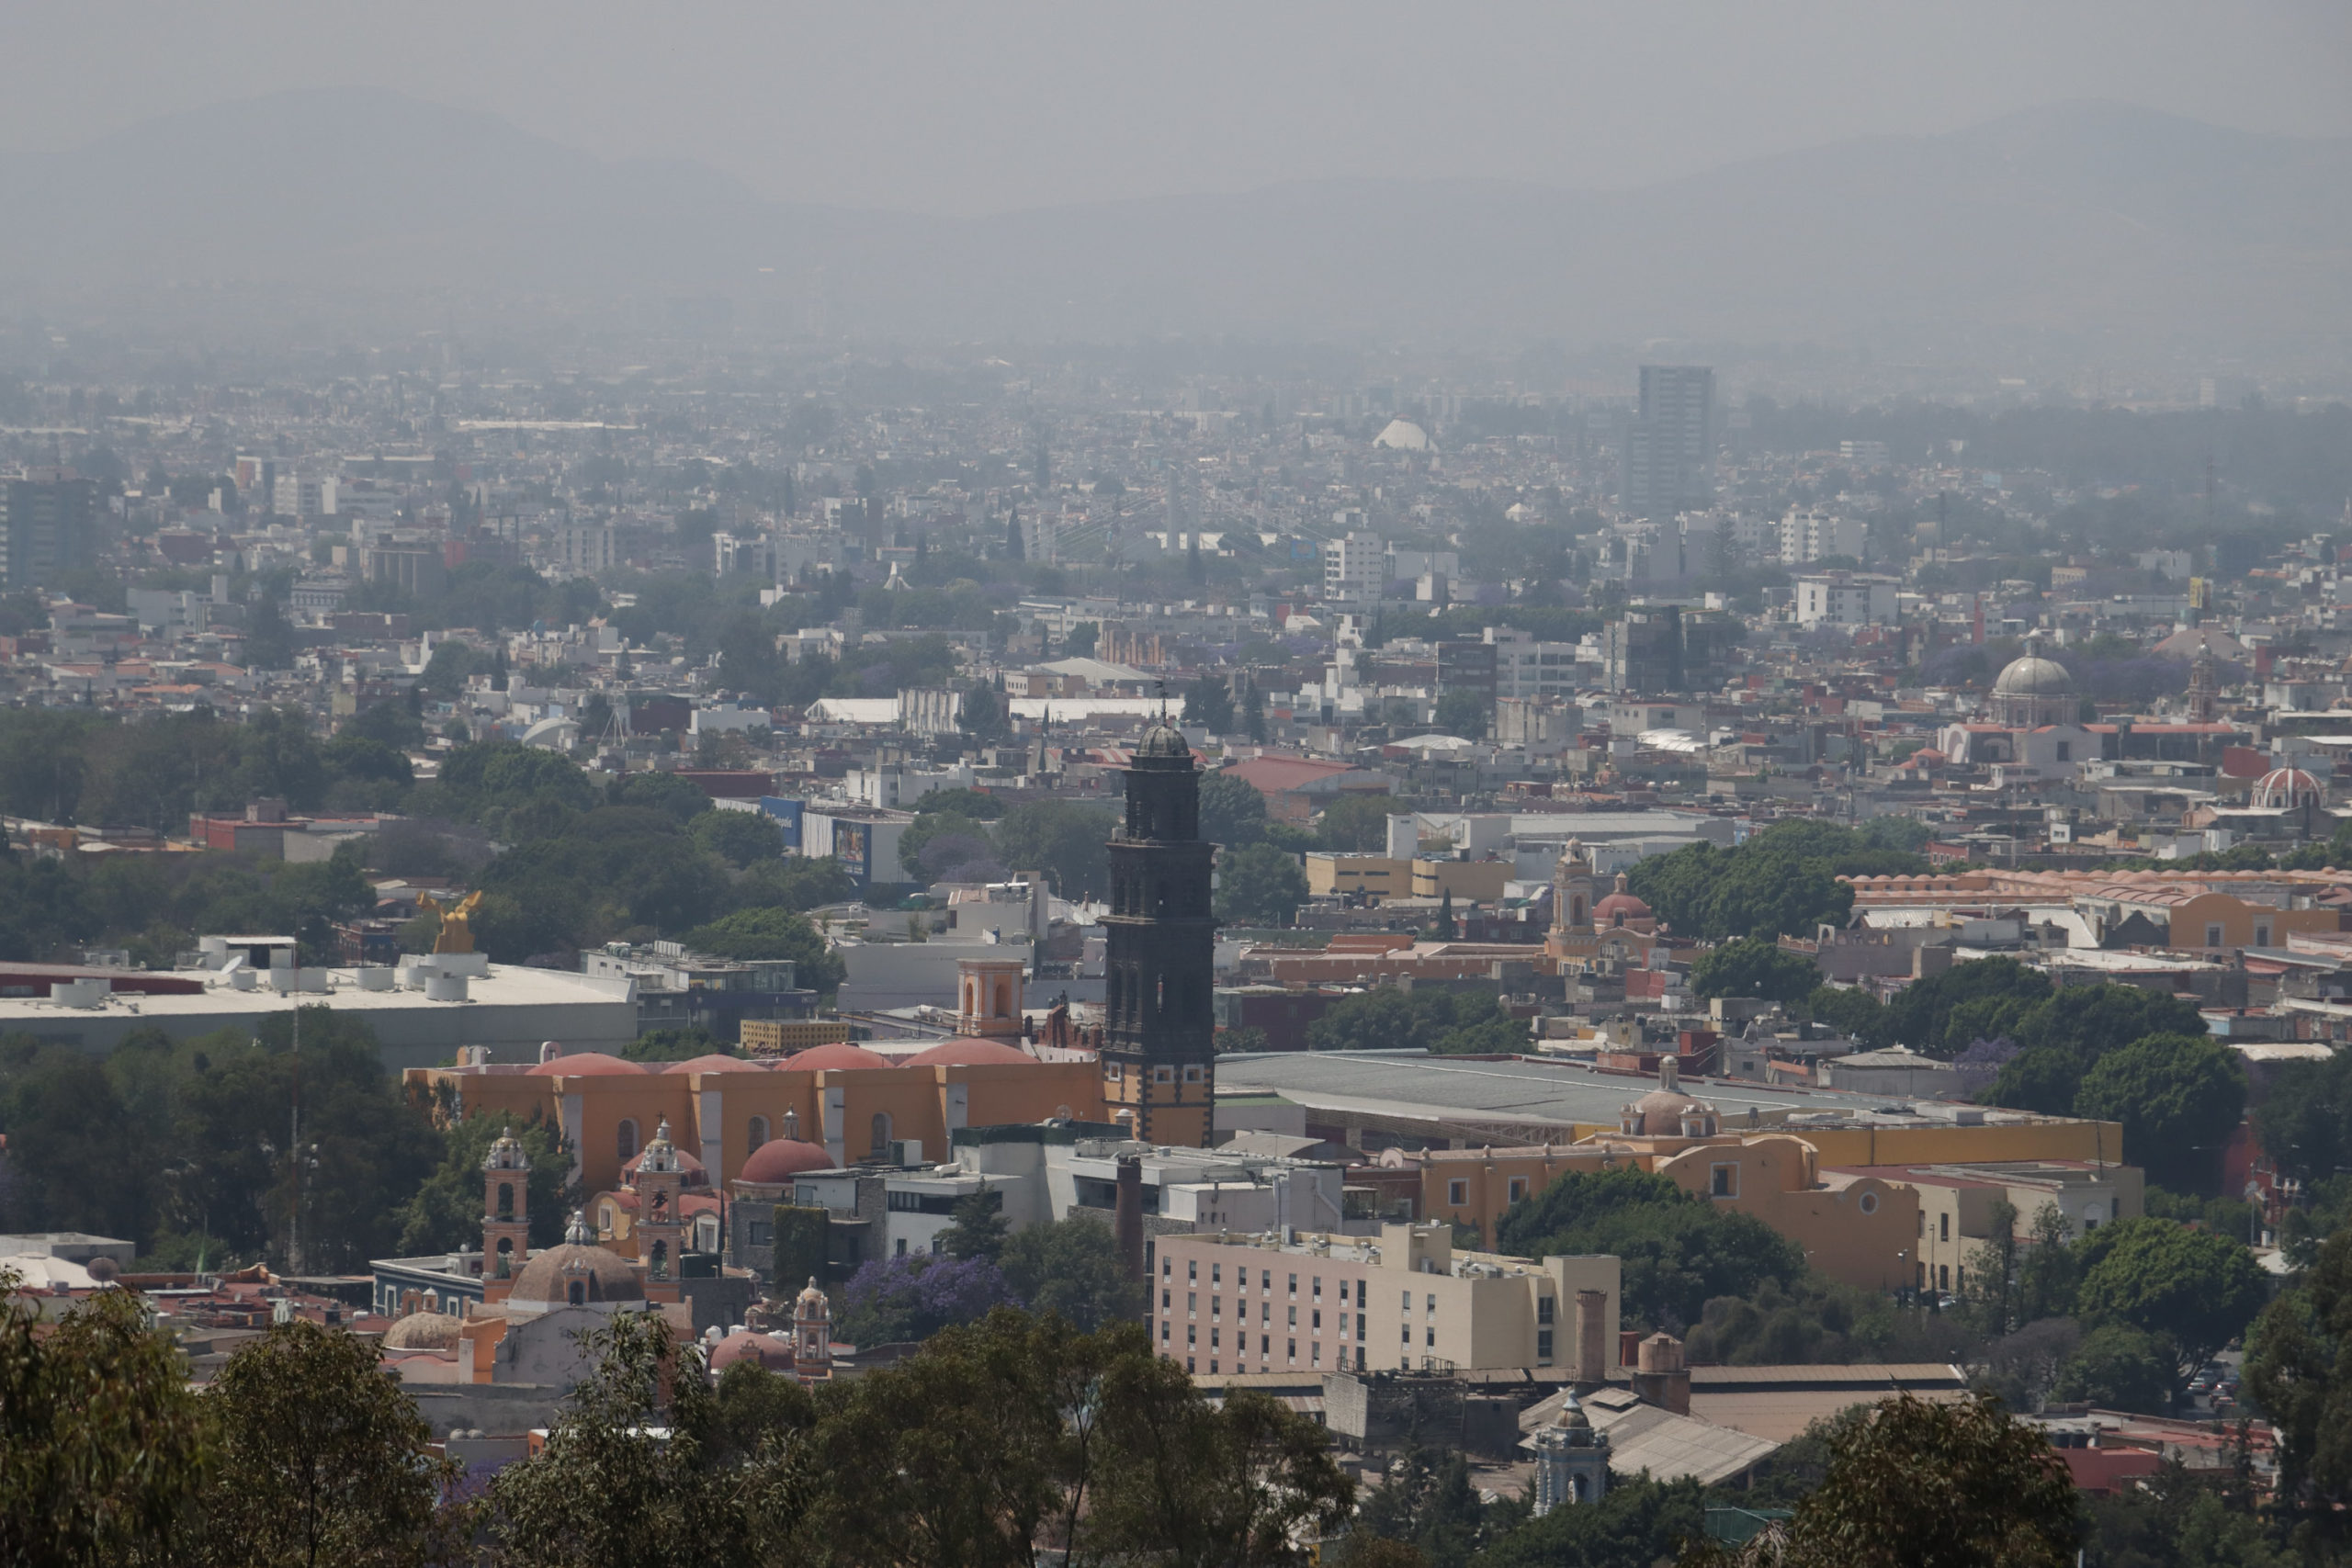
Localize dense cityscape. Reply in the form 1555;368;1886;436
7;7;2352;1567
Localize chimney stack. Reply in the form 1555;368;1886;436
1574;1289;1609;1390
1632;1331;1690;1416
1114;1154;1146;1299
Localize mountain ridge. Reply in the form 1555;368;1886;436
3;91;2346;352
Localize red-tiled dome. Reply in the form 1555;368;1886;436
2255;767;2325;808
738;1137;836;1184
777;1042;895;1072
710;1329;795;1373
526;1052;649;1077
660;1054;769;1075
901;1036;1035;1067
1591;874;1652;923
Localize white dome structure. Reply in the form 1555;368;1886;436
1373;419;1429;451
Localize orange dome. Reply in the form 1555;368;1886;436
777;1042;896;1072
738;1138;837;1184
527;1052;649;1077
659;1054;769;1075
902;1036;1036;1067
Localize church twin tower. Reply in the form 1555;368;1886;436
1100;719;1216;1146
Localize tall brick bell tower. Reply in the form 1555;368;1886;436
1101;712;1216;1146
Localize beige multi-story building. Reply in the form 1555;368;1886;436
1836;1158;2144;1299
1150;1223;1622;1381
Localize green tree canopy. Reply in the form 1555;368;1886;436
688;807;785;868
997;1214;1148;1332
992;800;1114;897
1315;793;1397;853
1433;689;1488;739
2248;1226;2352;1545
0;1281;205;1565
394;1110;573;1254
2075;1218;2269;1396
2074;1033;2247;1194
1182;675;1236;734
196;1318;461;1567
1683;1393;2077;1568
1304;988;1528;1057
1626;820;1929;944
1496;1166;1806;1332
2051;1323;2178;1416
1690;937;1821;1003
1199;769;1270;847
682;906;842;994
1216;843;1309;927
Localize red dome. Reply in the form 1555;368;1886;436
777;1042;896;1072
660;1054;769;1075
709;1329;796;1372
2254;767;2325;808
1591;874;1651;923
902;1036;1036;1067
738;1137;837;1184
527;1052;649;1077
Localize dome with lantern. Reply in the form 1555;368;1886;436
1591;874;1655;931
737;1134;837;1186
709;1328;797;1374
504;1211;644;1314
1988;640;2077;728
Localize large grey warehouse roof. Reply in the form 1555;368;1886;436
1214;1051;1974;1136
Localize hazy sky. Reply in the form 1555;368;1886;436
5;1;2348;215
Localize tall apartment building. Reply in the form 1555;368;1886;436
1150;1223;1623;1379
1794;573;1900;627
1778;508;1867;565
1621;366;1714;520
271;474;337;520
0;471;98;589
364;546;449;600
1323;531;1386;602
549;522;620;576
1601;606;1737;694
1490;629;1587;700
1436;637;1498;728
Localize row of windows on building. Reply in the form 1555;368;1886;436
1105;1062;1204;1086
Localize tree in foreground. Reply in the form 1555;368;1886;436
488;1311;776;1568
195;1317;464;1568
1679;1393;2076;1567
2248;1226;2352;1555
0;1279;204;1566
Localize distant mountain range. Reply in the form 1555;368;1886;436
3;90;2347;352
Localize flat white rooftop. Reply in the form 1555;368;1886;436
0;965;636;1074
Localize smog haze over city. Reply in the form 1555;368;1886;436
10;7;2352;1565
